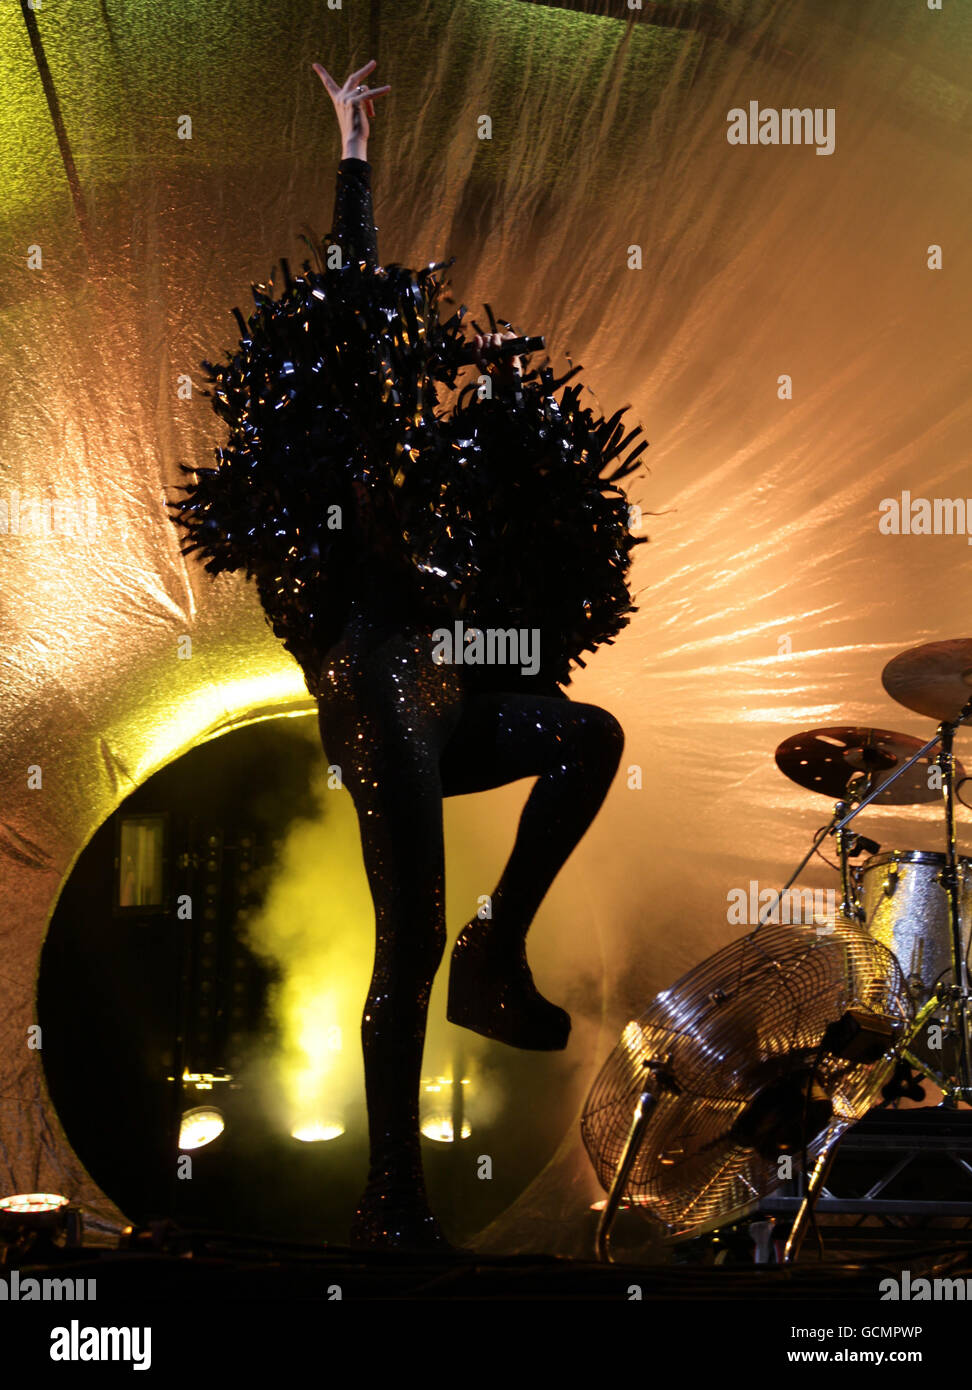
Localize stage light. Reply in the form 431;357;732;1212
420;1075;472;1142
290;1122;345;1142
178;1107;224;1150
0;1193;68;1215
420;1118;472;1143
181;1069;233;1091
0;1193;72;1246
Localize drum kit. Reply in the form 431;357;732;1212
585;639;972;1263
774;638;972;1103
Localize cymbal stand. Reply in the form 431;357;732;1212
786;728;972;1258
937;709;972;1098
832;698;972;1101
833;794;869;924
756;791;865;931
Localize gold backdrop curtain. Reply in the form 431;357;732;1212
0;0;969;1251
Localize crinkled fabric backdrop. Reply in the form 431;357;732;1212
1;0;969;1253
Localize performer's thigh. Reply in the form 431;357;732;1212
439;689;623;798
316;629;464;844
317;628;463;757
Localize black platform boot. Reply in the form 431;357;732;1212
446;920;571;1051
349;1152;452;1252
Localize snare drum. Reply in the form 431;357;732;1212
857;850;972;1002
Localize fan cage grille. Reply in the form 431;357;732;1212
581;922;912;1236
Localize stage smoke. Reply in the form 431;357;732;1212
240;761;373;1143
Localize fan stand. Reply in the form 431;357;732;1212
594;1058;672;1262
782;1134;841;1262
778;788;870;1265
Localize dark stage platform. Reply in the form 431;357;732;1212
3;1237;963;1374
0;1243;927;1301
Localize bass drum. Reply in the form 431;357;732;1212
857;850;972;1000
857;849;972;1080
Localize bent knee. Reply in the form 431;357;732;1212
577;704;625;763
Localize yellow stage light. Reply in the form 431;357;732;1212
290;1122;345;1142
178;1107;225;1150
421;1118;472;1143
420;1076;472;1141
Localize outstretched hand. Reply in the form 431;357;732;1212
312;58;391;158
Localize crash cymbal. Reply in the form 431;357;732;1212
775;726;962;804
882;639;972;722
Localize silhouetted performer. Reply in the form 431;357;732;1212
169;59;646;1248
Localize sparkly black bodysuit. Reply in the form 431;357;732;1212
171;156;641;1249
314;158;632;1248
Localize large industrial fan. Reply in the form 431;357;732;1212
581;921;913;1257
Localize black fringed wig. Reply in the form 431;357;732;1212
167;210;648;696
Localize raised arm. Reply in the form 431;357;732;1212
311;59;520;380
313;58;390;270
331;158;379;269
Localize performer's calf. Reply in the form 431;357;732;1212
441;691;624;1047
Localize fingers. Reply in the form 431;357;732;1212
312;60;387;100
352;82;391;124
312;62;338;95
347;58;378;90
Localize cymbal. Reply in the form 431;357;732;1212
882;639;972;722
775;726;962;804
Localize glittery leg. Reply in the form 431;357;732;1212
440;691;624;1047
441;691;624;934
316;614;463;1246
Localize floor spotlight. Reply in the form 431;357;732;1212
421;1075;472;1143
178;1106;225;1150
290;1122;345;1142
420;1118;472;1143
0;1193;75;1256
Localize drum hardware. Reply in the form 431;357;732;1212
588;646;972;1265
774;724;959;935
830;718;972;1100
753;800;854;929
833;799;866;924
881;638;972;724
816;640;972;1102
856;851;972;1012
774;726;949;806
773;686;972;1114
